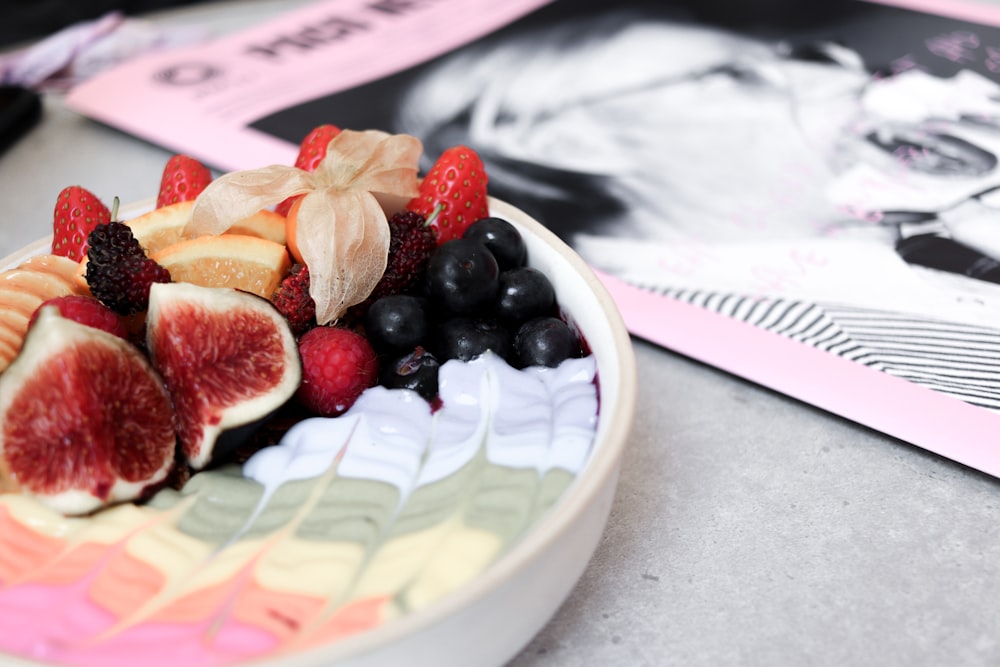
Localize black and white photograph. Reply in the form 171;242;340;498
250;0;1000;414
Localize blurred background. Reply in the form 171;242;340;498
0;0;205;47
0;0;861;49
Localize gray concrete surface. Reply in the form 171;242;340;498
513;338;1000;666
3;1;1000;666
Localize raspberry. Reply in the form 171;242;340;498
29;295;128;339
271;263;316;336
85;221;171;315
296;326;378;416
371;210;437;300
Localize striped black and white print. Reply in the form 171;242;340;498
642;285;1000;413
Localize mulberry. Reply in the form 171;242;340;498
85;221;171;315
271;263;316;336
371;210;436;300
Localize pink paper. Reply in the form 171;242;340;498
66;0;552;170
867;0;1000;26
597;270;1000;477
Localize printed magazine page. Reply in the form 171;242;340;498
67;0;1000;476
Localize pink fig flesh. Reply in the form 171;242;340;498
146;282;301;470
0;307;177;515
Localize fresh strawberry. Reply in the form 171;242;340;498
275;124;342;217
293;124;341;172
28;295;128;339
156;154;212;208
296;326;378;416
52;185;111;262
407;145;489;244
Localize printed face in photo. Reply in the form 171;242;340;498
394;9;1000;267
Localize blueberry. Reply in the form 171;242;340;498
496;267;556;325
462;217;527;270
381;346;440;401
364;294;429;352
513;317;579;368
437;317;511;362
425;239;499;314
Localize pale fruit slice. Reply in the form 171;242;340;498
127;200;287;255
125;201;195;255
0;307;177;515
146;282;301;469
150;234;292;298
228;209;287;245
0;253;90;373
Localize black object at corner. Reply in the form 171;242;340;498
0;86;42;156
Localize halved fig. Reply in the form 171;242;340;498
0;306;177;515
146;282;301;469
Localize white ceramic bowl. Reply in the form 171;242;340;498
0;197;636;667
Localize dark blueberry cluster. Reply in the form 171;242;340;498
365;216;583;402
85;221;172;315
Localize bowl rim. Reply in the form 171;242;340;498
279;197;638;665
0;196;638;667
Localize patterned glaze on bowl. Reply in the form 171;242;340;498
0;197;637;667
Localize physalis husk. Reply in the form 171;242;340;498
187;129;422;324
